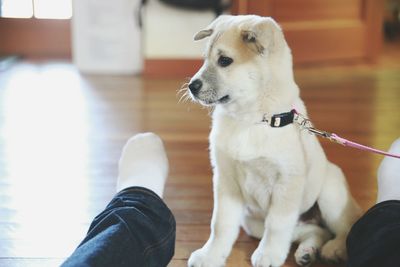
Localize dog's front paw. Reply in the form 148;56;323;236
251;248;271;267
188;248;226;267
251;246;285;267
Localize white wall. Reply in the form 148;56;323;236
72;0;143;74
143;0;217;59
71;0;220;73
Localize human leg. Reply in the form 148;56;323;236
377;138;400;203
62;133;175;267
347;138;400;267
117;132;169;197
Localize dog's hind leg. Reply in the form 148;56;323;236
317;162;362;263
292;223;332;266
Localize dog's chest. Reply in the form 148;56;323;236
237;158;279;213
211;113;304;213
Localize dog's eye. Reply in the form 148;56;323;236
218;56;233;67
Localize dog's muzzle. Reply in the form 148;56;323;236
188;78;230;105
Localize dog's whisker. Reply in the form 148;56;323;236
177;84;188;93
178;92;188;103
177;87;188;95
177;82;189;92
180;82;189;89
178;91;194;104
186;94;195;103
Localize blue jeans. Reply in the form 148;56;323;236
62;187;176;267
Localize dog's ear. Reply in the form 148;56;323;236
241;30;265;54
193;15;233;41
241;17;286;55
194;29;213;41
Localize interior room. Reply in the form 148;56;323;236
0;0;399;266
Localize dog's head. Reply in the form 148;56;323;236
188;15;295;111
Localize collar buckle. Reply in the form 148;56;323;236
293;113;313;129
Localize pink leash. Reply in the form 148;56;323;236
330;134;400;159
292;109;400;159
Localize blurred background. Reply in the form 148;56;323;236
0;0;398;73
0;1;399;267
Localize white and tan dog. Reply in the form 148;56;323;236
186;15;362;267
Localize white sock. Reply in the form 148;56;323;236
377;138;400;203
116;132;169;198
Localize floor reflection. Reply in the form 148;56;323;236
1;63;91;257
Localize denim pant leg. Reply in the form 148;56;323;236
346;200;400;267
62;187;176;267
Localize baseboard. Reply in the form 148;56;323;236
144;59;203;78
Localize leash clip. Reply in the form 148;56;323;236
293;113;313;129
307;127;343;144
294;112;344;145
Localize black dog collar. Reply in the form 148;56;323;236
261;109;296;128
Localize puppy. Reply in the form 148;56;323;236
186;15;362;267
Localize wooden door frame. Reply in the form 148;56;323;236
145;0;383;77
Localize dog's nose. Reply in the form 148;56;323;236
188;79;202;96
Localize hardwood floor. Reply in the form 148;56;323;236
0;42;399;267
